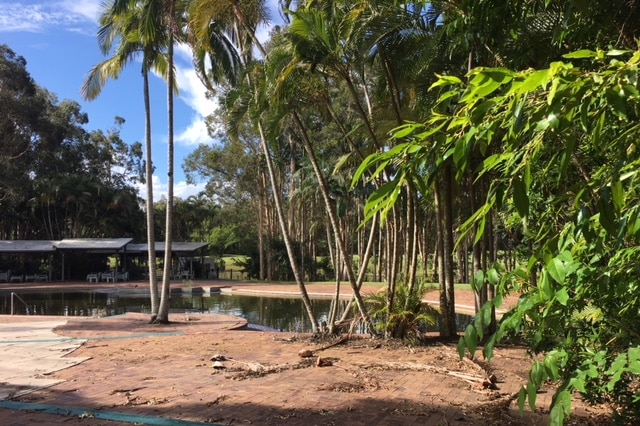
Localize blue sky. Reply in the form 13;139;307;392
0;0;280;201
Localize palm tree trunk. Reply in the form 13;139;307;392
328;234;341;334
157;6;176;323
143;66;159;320
434;165;457;338
258;187;266;280
293;113;376;334
441;163;457;338
257;121;320;332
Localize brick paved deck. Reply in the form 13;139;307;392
0;281;603;425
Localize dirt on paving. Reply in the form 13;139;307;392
1;309;612;426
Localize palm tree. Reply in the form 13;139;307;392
82;0;170;320
156;0;186;323
187;0;323;332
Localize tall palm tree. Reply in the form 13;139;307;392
156;0;186;323
187;0;323;332
82;0;170;320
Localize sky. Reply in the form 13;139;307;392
0;0;281;201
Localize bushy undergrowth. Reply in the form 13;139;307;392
364;281;438;344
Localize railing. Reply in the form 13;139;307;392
10;292;30;316
217;270;250;281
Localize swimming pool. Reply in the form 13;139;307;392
0;290;472;334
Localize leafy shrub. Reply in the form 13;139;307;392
364;281;438;343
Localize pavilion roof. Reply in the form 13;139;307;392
0;240;57;253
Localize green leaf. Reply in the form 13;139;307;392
544;354;560;380
482;153;511;171
611;180;624;211
548;79;560;106
597;188;618;235
453;135;471;176
563;49;597;59
493;292;503;309
518;387;527;412
547;257;567;283
513;176;529;218
430;74;463;89
528;384;538;411
460;70;512;104
549;390;571;426
457;336;466;359
391;123;422;139
482;333;497;360
628;361;640;375
539;270;554;300
606;49;630;56
472;270;484;292
515;69;550;93
487;268;500;285
555;287;569;306
605;88;628;119
569;376;586;393
530;360;546;387
464;324;478;356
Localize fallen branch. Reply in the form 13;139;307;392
361;361;496;389
316;334;350;352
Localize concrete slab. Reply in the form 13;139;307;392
0;320;89;400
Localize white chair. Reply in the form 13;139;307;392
87;272;100;283
102;271;115;283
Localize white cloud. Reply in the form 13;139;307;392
59;0;102;21
0;1;100;33
173;44;219;147
136;175;206;202
175;180;207;200
175;117;213;147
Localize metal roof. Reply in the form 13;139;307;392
126;242;208;254
54;238;133;251
0;239;206;254
0;240;57;253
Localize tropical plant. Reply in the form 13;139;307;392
189;0;330;332
82;0;172;319
364;280;437;343
380;48;640;425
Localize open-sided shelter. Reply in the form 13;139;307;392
54;238;133;281
126;242;209;280
0;240;57;282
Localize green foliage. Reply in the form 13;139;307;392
364;281;438;343
366;48;640;423
207;225;241;256
448;50;640;424
0;45;145;240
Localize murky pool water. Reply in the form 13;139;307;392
0;290;472;333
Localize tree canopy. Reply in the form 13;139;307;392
0;44;145;240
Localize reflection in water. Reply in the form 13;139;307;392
0;291;472;333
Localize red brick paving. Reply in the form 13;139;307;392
0;281;603;425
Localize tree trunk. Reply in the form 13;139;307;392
434;163;457;338
257;121;319;332
142;67;159;320
405;188;419;308
293;113;376;334
156;18;176;324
